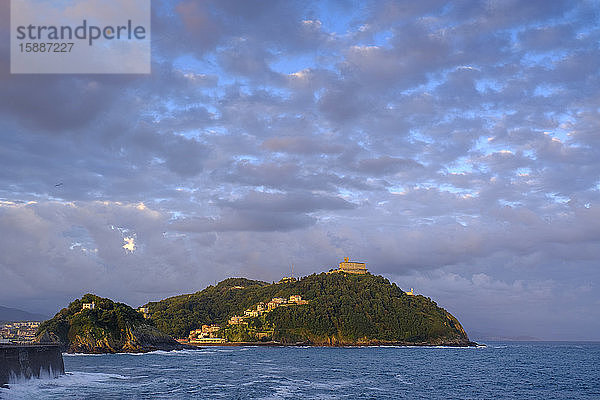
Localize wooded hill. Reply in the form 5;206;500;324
146;273;473;346
35;294;185;353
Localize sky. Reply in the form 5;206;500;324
1;0;599;340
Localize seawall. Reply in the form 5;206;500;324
0;345;64;385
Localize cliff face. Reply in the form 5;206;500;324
36;294;186;353
66;324;183;353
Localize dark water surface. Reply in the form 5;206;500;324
2;342;599;399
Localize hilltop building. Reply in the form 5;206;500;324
330;257;368;274
82;302;95;310
277;263;297;284
405;288;415;296
137;307;150;318
278;277;296;284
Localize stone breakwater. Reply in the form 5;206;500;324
0;345;64;385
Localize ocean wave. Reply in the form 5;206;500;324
0;371;133;400
120;349;201;356
64;349;200;357
4;344;596;399
63;353;104;357
395;374;414;385
365;345;482;349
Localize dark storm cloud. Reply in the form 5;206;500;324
170;190;355;233
216;190;356;213
1;0;599;339
172;210;316;233
0;77;114;132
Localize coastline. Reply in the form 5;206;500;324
58;340;480;354
177;340;480;348
60;343;196;354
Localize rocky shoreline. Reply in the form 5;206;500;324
179;340;480;348
55;325;196;354
60;340;481;353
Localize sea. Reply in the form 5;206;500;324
1;342;599;399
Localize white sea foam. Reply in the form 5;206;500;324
63;352;104;356
395;374;414;385
117;349;198;356
368;345;481;349
0;371;131;400
364;386;388;392
64;348;200;357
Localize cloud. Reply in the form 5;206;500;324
122;237;136;252
216;191;356;213
262;136;343;155
1;0;599;339
356;156;423;176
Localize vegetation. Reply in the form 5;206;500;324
221;315;274;342
146;278;274;337
37;294;146;344
36;294;181;353
147;273;471;345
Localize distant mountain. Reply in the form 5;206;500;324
0;305;48;322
